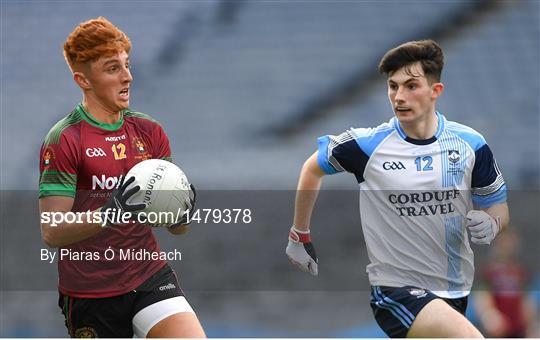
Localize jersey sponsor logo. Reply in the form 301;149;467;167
85;148;107;158
105;135;126;142
42;147;55;167
92;174;123;190
159;283;176;291
382;161;406;170
388;189;461;217
448;150;460;164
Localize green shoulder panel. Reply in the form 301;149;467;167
123;110;159;124
43;108;83;145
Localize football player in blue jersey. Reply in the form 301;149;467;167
286;39;509;338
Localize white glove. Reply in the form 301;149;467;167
466;210;500;245
286;226;318;276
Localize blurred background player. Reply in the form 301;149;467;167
474;229;538;338
38;17;205;338
286;40;509;338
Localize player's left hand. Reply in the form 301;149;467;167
101;176;146;227
466;210;500;245
169;183;196;229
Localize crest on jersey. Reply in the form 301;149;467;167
132;137;152;160
74;326;97;337
133;137;146;153
42;147;55;167
448;150;460;164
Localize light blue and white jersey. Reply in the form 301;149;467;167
317;112;506;298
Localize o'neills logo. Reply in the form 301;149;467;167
159;283;176;291
143;165;166;204
388;189;461;217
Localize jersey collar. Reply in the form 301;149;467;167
392;111;445;144
76;103;125;131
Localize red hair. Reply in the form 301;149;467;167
63;17;131;71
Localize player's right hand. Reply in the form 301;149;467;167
466;210;500;245
101;176;146;227
286;226;318;276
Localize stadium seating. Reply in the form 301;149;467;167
327;0;538;188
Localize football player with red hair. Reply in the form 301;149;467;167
39;17;204;338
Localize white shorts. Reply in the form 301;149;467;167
132;296;195;337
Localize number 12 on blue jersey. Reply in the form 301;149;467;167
415;156;433;171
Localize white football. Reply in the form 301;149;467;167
125;159;192;227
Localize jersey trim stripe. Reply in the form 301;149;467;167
376;286;415;322
40;170;77;185
39;183;77;198
392;116;408;140
445;216;465;292
317;136;339;174
39;170;77;198
352;126;394;157
434;112;445;138
76;104;124;131
439;130;469;187
124;110;159;123
39;189;76;198
445;121;486;152
328;132;355;172
43;108;82;145
473;176;505;196
392;112;445;141
372;287;414;327
472;172;505;196
472;184;507;208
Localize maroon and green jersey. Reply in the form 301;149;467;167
39;103;172;298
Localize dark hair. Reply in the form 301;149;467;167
378;40;444;83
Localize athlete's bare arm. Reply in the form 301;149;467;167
483;202;510;233
293;151;325;231
39;196;104;247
